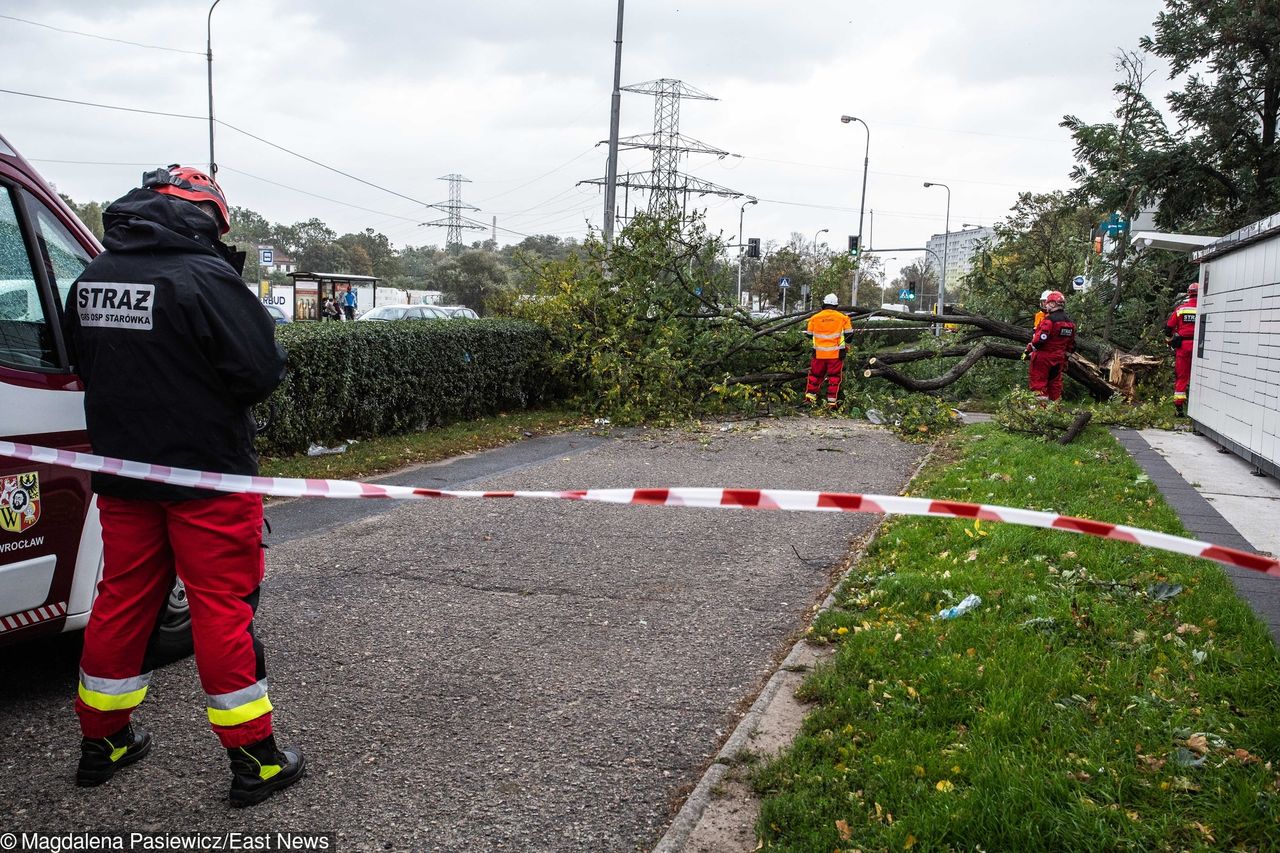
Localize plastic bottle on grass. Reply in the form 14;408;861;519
935;594;982;620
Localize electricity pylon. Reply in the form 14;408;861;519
421;174;484;248
582;78;743;226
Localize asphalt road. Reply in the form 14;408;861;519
0;419;922;851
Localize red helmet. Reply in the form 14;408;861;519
1187;282;1199;296
141;165;230;234
1045;290;1065;304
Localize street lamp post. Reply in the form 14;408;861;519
811;227;828;310
207;0;223;178
736;197;758;308
923;181;951;333
840;115;870;306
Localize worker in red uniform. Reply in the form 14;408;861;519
804;293;854;407
63;165;303;807
1024;290;1076;402
1164;282;1199;416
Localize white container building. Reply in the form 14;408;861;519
1189;211;1280;479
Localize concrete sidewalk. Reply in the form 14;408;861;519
1113;428;1280;643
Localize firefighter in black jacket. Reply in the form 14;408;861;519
63;166;302;807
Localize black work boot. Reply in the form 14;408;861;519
76;724;152;787
228;734;305;808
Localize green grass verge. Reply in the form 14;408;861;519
258;408;582;481
755;424;1280;852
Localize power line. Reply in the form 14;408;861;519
0;14;204;56
0;87;432;207
471;146;598;203
29;158;170;167
218;165;420;222
0;87;204;120
216;120;431;207
732;154;1058;192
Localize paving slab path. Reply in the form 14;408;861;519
0;419;921;852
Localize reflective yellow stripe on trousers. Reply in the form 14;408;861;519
207;678;272;727
78;669;152;712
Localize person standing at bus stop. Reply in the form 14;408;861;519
342;285;357;321
62;165;304;807
1164;281;1199;417
804;293;853;408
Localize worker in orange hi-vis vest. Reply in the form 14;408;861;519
804;293;854;408
1032;289;1051;335
1163;282;1199;417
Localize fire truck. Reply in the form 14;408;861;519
0;133;190;657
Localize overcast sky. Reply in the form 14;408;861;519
4;1;1177;279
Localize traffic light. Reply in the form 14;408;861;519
746;237;760;259
908;278;918;297
848;235;860;256
1091;227;1103;255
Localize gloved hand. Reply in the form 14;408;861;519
1168;335;1182;350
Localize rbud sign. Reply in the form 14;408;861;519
261;285;294;322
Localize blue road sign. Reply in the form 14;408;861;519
779;276;791;288
260;249;273;265
898;289;916;300
1072;275;1086;288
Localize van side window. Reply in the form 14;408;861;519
21;189;92;308
0;186;58;370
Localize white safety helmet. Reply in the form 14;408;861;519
1039;289;1052;303
823;293;838;306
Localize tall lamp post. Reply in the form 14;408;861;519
206;0;223;178
736;197;757;307
811;227;828;310
923;181;950;332
840;115;870;305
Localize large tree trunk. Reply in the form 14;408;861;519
856;342;1118;400
722;305;1122;400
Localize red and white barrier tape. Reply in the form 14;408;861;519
2;440;1276;577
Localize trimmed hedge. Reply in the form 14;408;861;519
257;319;558;455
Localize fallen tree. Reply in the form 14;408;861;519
513;211;1137;423
723;305;1125;401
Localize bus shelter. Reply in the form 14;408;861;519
283;272;381;322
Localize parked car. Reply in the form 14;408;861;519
0;132;190;656
437;305;479;320
264;304;288;325
357;304;449;322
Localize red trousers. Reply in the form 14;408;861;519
1173;343;1192;403
1028;353;1065;401
76;493;273;748
806;357;844;401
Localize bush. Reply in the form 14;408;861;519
256;319;557;454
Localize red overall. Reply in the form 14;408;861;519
75;493;273;748
1027;309;1076;401
1165;296;1197;406
805;308;853;403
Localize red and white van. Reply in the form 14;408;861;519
0;133;189;656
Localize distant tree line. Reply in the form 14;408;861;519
57;194;583;314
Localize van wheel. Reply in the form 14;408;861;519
150;579;193;666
